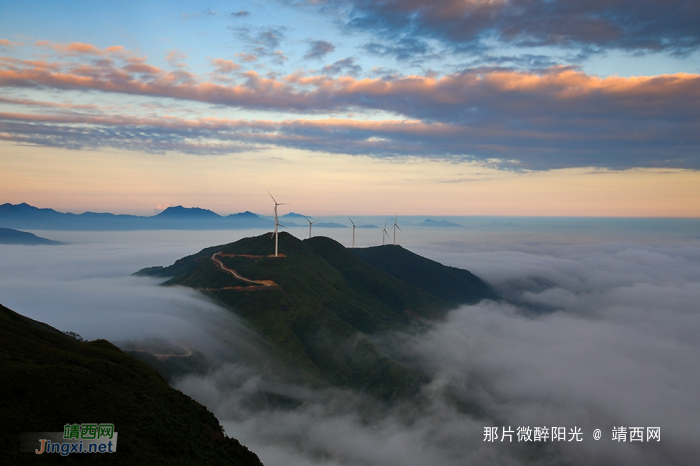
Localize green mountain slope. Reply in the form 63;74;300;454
135;233;495;399
0;304;263;466
350;245;498;303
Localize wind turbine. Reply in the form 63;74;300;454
348;217;356;248
382;220;389;245
267;191;287;257
392;215;402;245
303;215;319;239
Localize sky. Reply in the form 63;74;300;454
1;0;700;216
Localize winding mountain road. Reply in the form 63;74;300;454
211;252;279;288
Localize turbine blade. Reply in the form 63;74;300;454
267;191;277;204
397;225;403;231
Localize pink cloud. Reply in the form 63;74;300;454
1;40;699;168
0;39;23;48
210;58;241;74
165;50;187;68
235;53;258;62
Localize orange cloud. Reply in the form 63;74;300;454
5;42;699;118
34;40;127;57
0;39;23;48
0;96;102;110
165;50;187;68
1;41;699;169
210;58;240;74
236;53;258;62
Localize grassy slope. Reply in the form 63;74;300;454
136;233;495;399
350;244;499;304
0;304;263;466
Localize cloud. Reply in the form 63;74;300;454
321;57;362;76
0;39;23;48
230;27;289;65
232;10;250;18
270;50;288;65
363;37;434;61
233;26;286;52
316;0;700;56
235;52;258;62
1;42;700;169
210;58;241;74
0;231;267;356
35;40;126;56
165;50;188;68
304;40;335;60
0;96;102;111
1;228;699;465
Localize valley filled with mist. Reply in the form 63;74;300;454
1;219;698;466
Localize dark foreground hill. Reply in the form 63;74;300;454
136;233;496;399
0;227;62;245
0;304;263;466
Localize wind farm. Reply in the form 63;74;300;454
264;192;406;251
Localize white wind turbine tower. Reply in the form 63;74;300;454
303;215;319;239
348;217;357;248
392;214;402;245
382;220;389;245
267;191;287;257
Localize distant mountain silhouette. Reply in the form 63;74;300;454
0;228;63;245
280;212;310;219
418;219;464;227
228;211;263;219
0;203;271;230
154;205;221;218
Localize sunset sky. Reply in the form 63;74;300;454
1;0;699;216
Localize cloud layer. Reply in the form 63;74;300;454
1;41;699;169
315;0;700;56
2;226;696;465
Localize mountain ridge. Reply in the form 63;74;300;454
0;202;271;230
135;233;496;399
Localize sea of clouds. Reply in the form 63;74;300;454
0;223;698;465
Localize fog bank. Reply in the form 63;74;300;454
0;225;697;465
